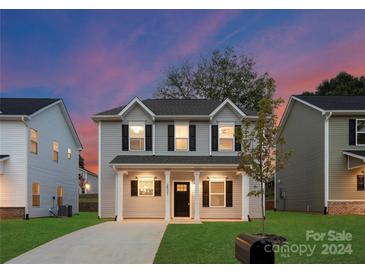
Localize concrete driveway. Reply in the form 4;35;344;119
7;220;167;264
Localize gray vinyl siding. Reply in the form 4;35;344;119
328;116;365;200
155;121;209;155
28;104;79;217
0;121;27;207
276;100;325;212
123;104;152;123
100;121;122;217
249;178;263;218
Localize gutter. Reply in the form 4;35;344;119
323;111;332;214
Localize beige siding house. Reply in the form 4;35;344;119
92;97;262;222
276;95;365;215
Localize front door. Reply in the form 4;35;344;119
174;182;190;217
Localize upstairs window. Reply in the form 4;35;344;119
129;122;145;151
32;182;40;206
356;119;365;145
67;148;72;159
30;129;38;154
175;123;189;151
53;141;59;162
218;123;234;151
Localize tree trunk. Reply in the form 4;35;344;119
261;181;265;234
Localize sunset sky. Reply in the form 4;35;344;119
1;10;365;173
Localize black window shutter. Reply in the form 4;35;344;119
189;125;196;151
211;125;218;151
154;180;161;196
235;125;241;151
226;181;233;207
349;119;356;145
145;125;152;151
131;180;138;196
122;124;129;151
168;125;174;151
203;180;209;207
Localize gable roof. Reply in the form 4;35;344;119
94;97;257;117
293;95;365;111
0;98;60;115
0;98;83;150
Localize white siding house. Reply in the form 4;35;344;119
0;98;82;218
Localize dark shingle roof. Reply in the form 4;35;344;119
343;150;365;158
0;155;10;159
95;98;257;116
0;98;60;115
294;95;365;111
110;155;240;165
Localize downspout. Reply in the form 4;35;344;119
21;116;30;219
323;111;332;215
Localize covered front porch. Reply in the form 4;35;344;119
110;156;251;222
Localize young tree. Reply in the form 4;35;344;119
237;98;291;234
155;47;276;111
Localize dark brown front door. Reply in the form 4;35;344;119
174;182;190;217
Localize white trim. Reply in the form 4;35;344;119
137;177;155;197
172;180;191;218
194;171;200;221
165;171;171;221
343;151;365;161
110;163;238;168
356;119;365;146
243;174;250;220
98;121;101;218
209;178;226;208
218;122;235;151
116;170;124;221
209;98;246;118
174;122;189;151
328;199;365;202
128;121;146;151
118;97;155;118
24;119;29;216
324;112;332;210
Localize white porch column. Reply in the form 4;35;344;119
194;171;200;221
165;170;171;221
116;170;124;221
241;172;250;221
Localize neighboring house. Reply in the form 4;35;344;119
92;97;263;222
0;98;83;218
276;95;365;215
79;168;98;194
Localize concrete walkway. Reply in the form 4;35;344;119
7;220;167;264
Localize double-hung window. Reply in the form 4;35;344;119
218;123;234;151
175;123;189;151
53;141;59;162
138;178;154;196
32;182;40;206
31;129;38;154
129;122;145;151
356;119;365;145
67;148;72;159
210;179;226;207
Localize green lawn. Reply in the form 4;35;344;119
154;211;365;264
0;212;110;263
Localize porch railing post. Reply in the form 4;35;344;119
194;171;200;221
165;170;171;222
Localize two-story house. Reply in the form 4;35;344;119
0;98;83;219
276;95;365;215
92;97;263;222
